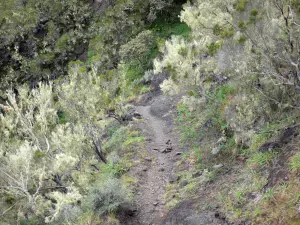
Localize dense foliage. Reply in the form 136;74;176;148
1;0;300;224
0;0;92;92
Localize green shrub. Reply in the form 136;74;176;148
5;195;15;204
212;85;236;102
213;24;222;36
120;30;155;64
103;126;129;153
238;20;247;31
176;103;202;147
150;16;191;40
125;61;145;82
220;26;235;38
84;177;132;216
169;23;192;39
249;8;259;23
100;160;128;178
235;0;249;12
106;123;121;138
57;110;67;124
20;217;47;225
207;42;222;56
238;36;246;43
33;150;47;161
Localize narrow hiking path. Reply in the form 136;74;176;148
121;94;227;225
122;97;181;225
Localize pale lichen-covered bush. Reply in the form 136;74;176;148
160;78;180;95
180;0;234;36
154;36;218;95
223;92;272;146
153;1;229;94
2;83;56;149
45;187;83;223
156;0;300;100
147;0;174;22
58;64;107;122
216;42;250;75
137;69;155;85
0;61;126;222
0;84;88;222
181;95;207;112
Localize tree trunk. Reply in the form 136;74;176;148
92;139;107;164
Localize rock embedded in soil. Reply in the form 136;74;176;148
144;157;152;161
133;112;142;119
180;180;189;187
161;146;172;153
192;171;203;178
213;164;223;169
142;166;148;172
259;142;280;152
119;202;137;216
169;174;179;183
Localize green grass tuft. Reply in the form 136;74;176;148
289;153;300;172
247;151;277;170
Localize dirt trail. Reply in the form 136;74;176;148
123;101;179;225
121;94;227;225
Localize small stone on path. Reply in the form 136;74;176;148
192;171;203;178
161;146;172;153
180;180;189;187
213;164;223;169
133;112;142;119
142;166;148;172
169;174;179;183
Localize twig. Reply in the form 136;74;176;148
255;123;300;134
0;201;21;217
254;87;300;110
